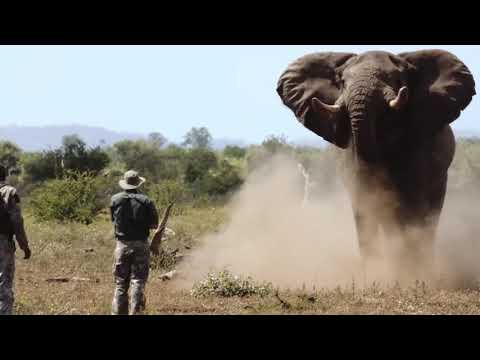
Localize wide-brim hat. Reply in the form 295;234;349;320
119;170;146;190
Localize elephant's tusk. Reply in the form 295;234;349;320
389;86;409;110
312;97;342;113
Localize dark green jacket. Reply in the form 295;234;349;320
110;190;159;242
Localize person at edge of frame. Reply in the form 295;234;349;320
0;165;31;315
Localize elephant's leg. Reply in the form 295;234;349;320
393;204;441;285
353;210;381;285
405;173;447;284
416;218;438;283
378;210;404;284
347;172;384;285
401;221;435;284
413;177;447;284
403;128;452;284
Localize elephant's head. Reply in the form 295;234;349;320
277;50;475;165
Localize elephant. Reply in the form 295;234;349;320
276;49;476;283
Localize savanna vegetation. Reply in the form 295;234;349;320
3;127;480;314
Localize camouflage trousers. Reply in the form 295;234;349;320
0;236;15;315
112;240;150;315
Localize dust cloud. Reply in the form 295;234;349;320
436;188;480;288
177;153;361;289
176;152;480;290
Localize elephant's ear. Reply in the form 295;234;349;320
277;52;356;148
398;49;476;138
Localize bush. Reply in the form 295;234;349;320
0;140;22;172
197;160;243;196
28;171;106;224
113;139;165;182
147;179;190;213
223;145;246;159
184;148;218;184
157;145;188;181
191;269;273;298
61;135;110;175
20;135;110;184
94;173;126;204
261;134;292;154
21;150;62;183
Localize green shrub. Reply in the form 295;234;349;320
112;139;170;182
147;179;191;215
20;135;110;184
94;173;125;205
21;150;62;183
184;148;218;184
0;140;22;172
190;194;214;208
261;134;291;154
223;145;246;159
191;269;273;298
197;160;243;196
28;171;105;224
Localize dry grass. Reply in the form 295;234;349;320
11;207;480;315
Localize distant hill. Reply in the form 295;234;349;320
0;125;250;152
0;125;145;151
3;124;472;152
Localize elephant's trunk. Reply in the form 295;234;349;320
347;80;379;168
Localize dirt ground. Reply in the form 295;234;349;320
13;271;480;315
11;208;480;315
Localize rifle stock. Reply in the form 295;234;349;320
150;202;174;255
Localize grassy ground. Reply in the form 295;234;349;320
12;206;480;315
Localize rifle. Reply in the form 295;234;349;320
150;202;175;256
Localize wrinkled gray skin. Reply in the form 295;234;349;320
277;50;476;282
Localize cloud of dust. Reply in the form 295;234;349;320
176;152;480;290
177;153;363;290
436;187;480;288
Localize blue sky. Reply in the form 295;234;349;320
0;45;478;144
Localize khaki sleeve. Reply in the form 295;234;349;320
8;192;29;250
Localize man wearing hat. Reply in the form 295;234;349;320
110;170;159;315
0;165;30;315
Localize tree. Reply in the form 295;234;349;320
261;134;291;154
81;146;111;175
148;132;168;149
61;134;109;175
21;134;109;183
61;134;88;172
113;139;166;181
0;141;22;172
157;144;188;180
21;150;62;182
223;145;247;159
182;127;213;149
184;148;218;184
246;135;294;173
200;160;243;196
